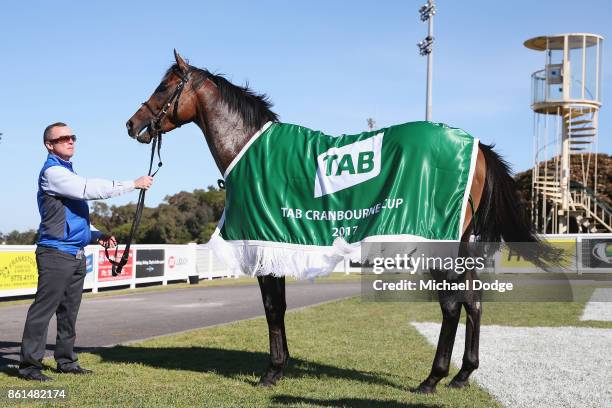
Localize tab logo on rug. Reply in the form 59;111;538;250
314;132;384;197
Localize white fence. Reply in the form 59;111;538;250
0;234;609;298
0;244;184;297
0;243;352;298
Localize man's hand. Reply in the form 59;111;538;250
134;176;154;190
98;235;117;249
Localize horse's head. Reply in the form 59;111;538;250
126;50;197;143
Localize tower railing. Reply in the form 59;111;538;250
531;69;547;105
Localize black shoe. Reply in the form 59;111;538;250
56;365;93;375
20;371;53;382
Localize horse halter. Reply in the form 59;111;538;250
105;69;192;276
142;67;192;135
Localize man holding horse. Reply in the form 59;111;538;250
18;122;154;381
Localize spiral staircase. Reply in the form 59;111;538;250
526;33;609;234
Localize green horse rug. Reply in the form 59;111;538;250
209;121;479;279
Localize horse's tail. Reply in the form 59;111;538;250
476;143;563;269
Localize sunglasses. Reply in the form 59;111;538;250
47;135;77;144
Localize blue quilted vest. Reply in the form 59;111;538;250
37;154;91;255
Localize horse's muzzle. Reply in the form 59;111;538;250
127;120;153;144
135;128;153;144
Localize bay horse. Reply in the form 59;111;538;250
126;51;553;393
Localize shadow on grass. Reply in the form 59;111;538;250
94;345;405;390
0;341;101;379
271;395;441;408
0;341;22;367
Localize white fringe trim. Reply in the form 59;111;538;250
208;234;346;279
208;229;454;279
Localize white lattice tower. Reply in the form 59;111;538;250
525;33;610;234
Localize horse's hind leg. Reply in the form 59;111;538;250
417;147;486;393
257;275;289;387
449;271;482;388
416;291;462;394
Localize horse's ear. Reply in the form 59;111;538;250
174;49;188;73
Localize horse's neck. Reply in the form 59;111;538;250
193;85;257;175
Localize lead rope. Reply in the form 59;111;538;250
105;135;163;276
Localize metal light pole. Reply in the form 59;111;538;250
418;0;436;122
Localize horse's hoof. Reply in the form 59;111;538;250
413;382;436;394
447;378;469;389
257;368;284;387
257;378;275;387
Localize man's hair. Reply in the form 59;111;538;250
43;122;68;143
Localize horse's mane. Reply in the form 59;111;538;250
166;64;279;130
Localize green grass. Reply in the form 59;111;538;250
1;294;609;407
0;298;496;408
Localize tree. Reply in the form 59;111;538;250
85;186;226;244
3;187;226;245
3;229;38;245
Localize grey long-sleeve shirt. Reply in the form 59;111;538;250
40;166;136;199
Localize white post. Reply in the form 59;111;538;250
559;36;571;233
562;35;570;101
92;248;99;293
581;35;586;100
560;108;570;233
208;248;213;281
130;247;136;289
594;109;599;197
162;246;168;286
187;242;198;284
576;236;583;275
595;38;600;101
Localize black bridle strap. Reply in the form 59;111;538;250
172;83;184;126
151;71;189;131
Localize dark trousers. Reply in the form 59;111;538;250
19;246;86;374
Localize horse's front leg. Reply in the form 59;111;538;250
416;292;462;394
257;275;289;386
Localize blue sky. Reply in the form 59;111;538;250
1;0;610;232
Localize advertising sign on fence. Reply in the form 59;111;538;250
98;249;134;281
165;246;194;280
580;238;612;270
135;249;165;278
83;247;97;289
0;251;38;291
